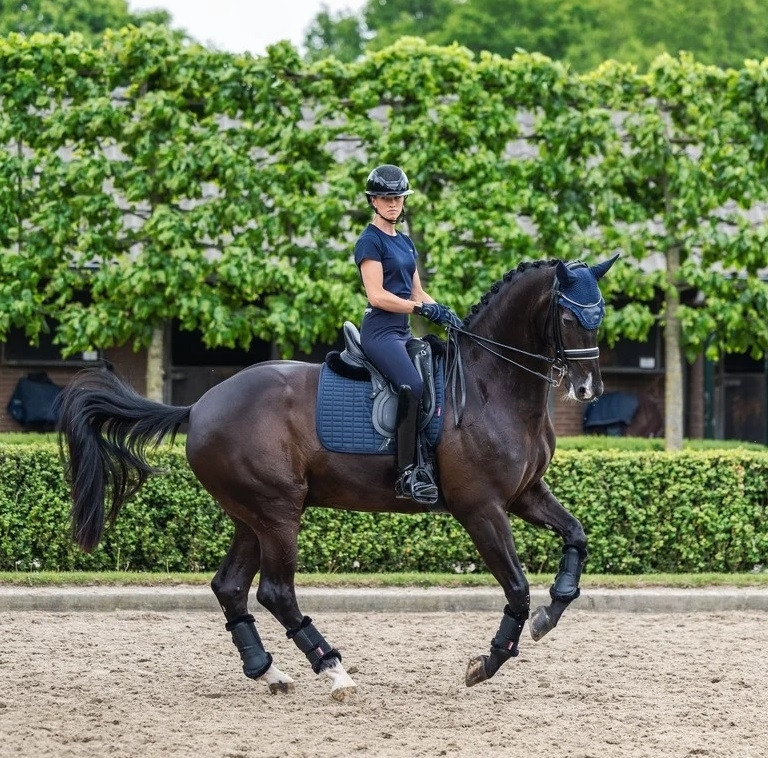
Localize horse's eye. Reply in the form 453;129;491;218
562;311;576;326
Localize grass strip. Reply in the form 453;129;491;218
1;571;767;589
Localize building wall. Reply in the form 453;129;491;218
0;345;146;433
0;338;724;441
552;370;667;438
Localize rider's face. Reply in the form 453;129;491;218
372;195;405;220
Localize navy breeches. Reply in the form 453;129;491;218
360;309;423;399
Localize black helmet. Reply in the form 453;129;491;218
365;164;414;197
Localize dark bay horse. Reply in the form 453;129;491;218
57;255;618;701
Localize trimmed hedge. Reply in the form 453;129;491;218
1;443;766;574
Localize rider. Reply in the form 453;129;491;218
353;164;462;505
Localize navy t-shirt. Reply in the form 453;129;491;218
354;224;418;300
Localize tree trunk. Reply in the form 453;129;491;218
145;325;166;402
664;245;684;450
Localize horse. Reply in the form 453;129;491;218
56;254;619;702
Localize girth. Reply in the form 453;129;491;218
325;321;437;438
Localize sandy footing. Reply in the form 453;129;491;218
1;609;766;757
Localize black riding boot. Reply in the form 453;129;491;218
394;385;438;505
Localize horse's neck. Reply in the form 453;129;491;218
461;273;554;412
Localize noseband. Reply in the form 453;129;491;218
445;274;602;425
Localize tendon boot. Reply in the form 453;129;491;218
394;385;438;505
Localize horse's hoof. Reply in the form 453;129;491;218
465;655;489;687
331;685;357;702
529;605;554;641
268;681;296;695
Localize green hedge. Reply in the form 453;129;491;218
1;442;766;574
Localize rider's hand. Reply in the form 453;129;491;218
415;302;464;329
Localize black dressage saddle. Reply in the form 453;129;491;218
325;321;438;439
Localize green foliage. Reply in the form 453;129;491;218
0;444;231;571
0;0;172;44
2;442;767;575
2;30;768;367
556;436;768;452
2;29;768;449
310;0;768;72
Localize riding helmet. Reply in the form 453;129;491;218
365;164;414;198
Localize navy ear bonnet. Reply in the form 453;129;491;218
554;254;619;330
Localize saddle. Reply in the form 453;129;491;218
325;321;438;439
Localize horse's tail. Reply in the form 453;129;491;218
56;367;193;553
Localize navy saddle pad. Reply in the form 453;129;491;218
316;361;445;454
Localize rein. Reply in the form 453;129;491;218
444;281;601;426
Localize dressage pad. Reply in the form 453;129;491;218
316;361;444;454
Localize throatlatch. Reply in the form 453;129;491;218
287;615;342;674
550;544;587;602
225;614;273;680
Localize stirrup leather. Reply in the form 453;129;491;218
395;464;438;505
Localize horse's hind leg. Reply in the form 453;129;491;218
510;482;587;641
211;519;295;694
255;519;357;702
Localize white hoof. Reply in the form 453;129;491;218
261;663;296;695
322;660;357;701
331;684;357;702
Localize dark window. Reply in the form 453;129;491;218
171;324;271;367
723;353;765;373
2;326;100;365
600;325;664;373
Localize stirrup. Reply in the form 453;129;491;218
395;465;438;505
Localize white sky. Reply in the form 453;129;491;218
127;0;367;56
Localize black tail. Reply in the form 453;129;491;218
56;368;192;552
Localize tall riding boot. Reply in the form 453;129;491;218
394;385;438;505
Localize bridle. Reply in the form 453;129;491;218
444;274;603;426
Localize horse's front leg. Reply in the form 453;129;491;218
456;506;531;687
509;480;587;641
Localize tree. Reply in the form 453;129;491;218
0;27;364;397
304;0;768;73
304;5;367;64
3;31;768;447
0;0;170;45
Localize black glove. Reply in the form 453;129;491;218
415;302;464;329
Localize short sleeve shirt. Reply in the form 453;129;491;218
354;224;418;300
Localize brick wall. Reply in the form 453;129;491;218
551;371;666;438
552;395;589;436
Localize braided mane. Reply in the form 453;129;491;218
463;258;558;325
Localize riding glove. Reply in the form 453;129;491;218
415;302;464;329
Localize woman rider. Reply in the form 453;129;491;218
354;164;462;505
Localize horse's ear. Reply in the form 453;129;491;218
590;253;620;281
555;260;577;288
